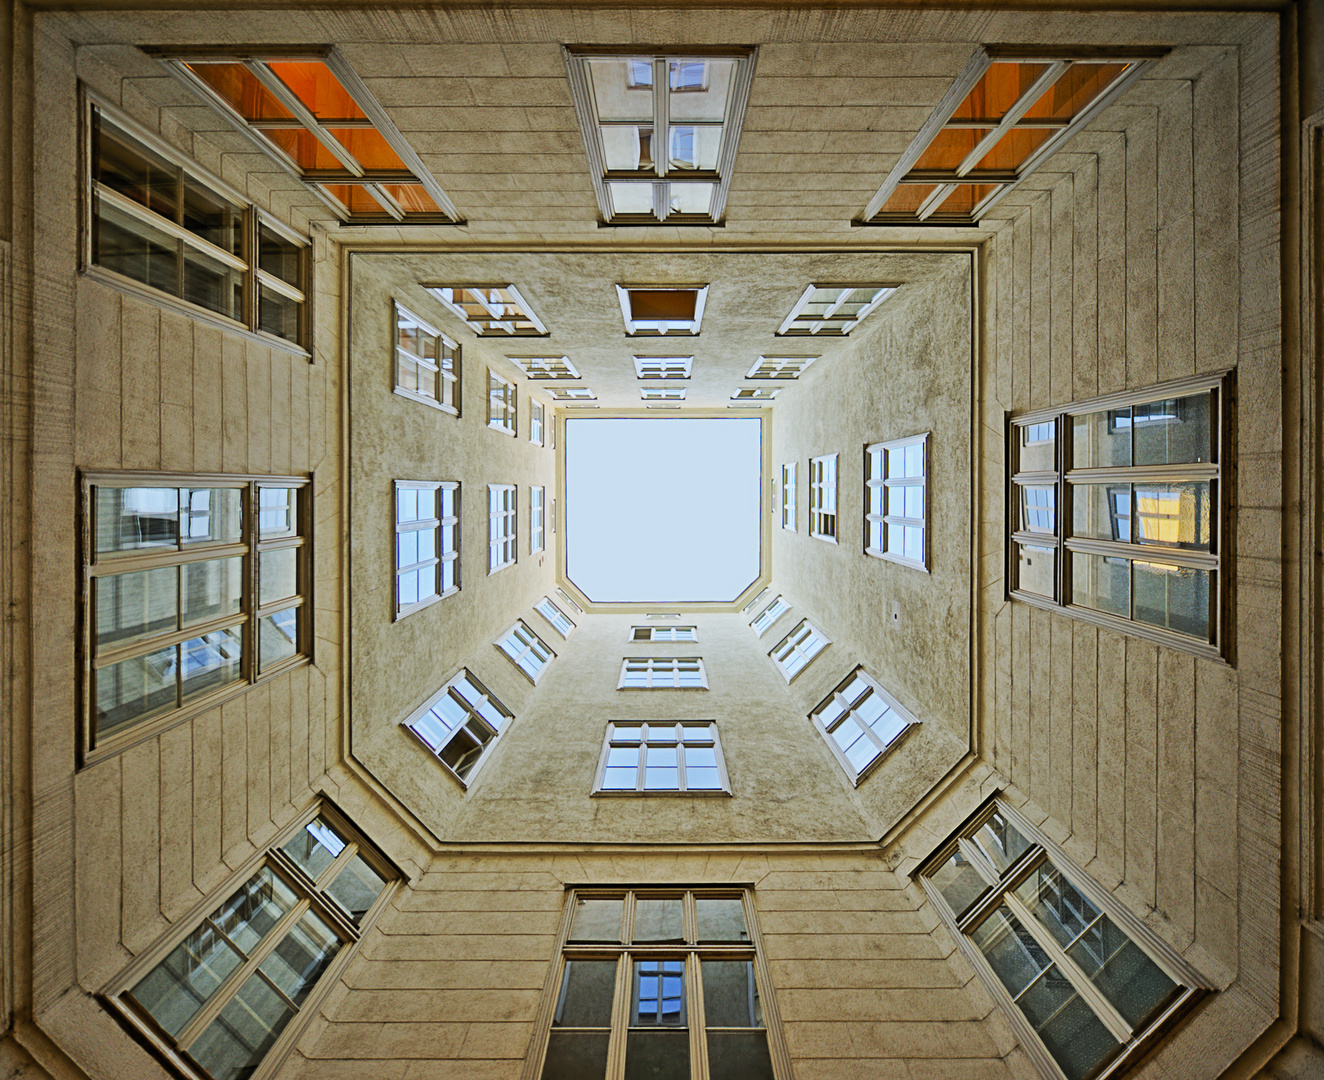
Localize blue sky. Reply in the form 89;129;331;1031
565;417;762;603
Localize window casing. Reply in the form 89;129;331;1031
489;484;517;573
740;587;770;615
634;356;694;379
546;386;598;402
488;370;517;435
593;722;729;794
530;486;546;554
866;433;929;571
780;464;796;530
511;355;580;380
769;620;828;682
631;626;698;642
618;657;708;689
82;473;308;759
530;888;788;1079
564;48;757;225
104;803;397;1080
1008;373;1228;657
777;285;895;336
808;454;838;541
530;399;545;445
556;586;584;614
750;596;790;637
496;620;556;684
747;355;819;380
426;284;548;336
642;386;687;400
617;286;709;335
810;668;919;784
536;597;576;638
394;303;459;413
88;101;309;352
403;669;513;785
731;387;781;401
920;799;1209;1080
394;481;459;617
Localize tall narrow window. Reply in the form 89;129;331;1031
105;802;397;1080
489;485;517;573
618;286;709;335
808;454;838;541
594;722;729;794
530;486;545;554
496;620;556;684
810;668;918;784
619;658;708;689
921;799;1209;1080
781;463;796;530
83;474;309;758
750;595;790;637
777;285;894;336
769;620;828;682
1008;374;1228;657
394;303;459;413
394;481;459;617
564;49;757;225
634;355;694;379
487;370;517;434
403;669;513;785
866;433;929;570
425;284;548;336
530;399;545;445
535;596;576;638
747;355;819;380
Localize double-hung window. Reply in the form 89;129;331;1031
530;399;545;445
394;303;459;413
769;620;828;682
780;464;796;531
631;626;697;642
921;799;1208;1080
488;484;517;573
532;888;787;1079
488;370;517;434
106;804;396;1080
619;657;708;689
594;722;729;794
530;486;546;554
1009;374;1228;656
810;668;918;784
536;596;576;638
394;481;458;617
866;433;929;570
83;473;308;758
750;595;789;637
496;620;555;684
808;454;838;541
403;669;513;785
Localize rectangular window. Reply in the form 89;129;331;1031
920;799;1208;1080
618;286;709;335
83;473;308;757
546;386;598;402
487;369;517;434
594;722;729;794
810;667;918;784
510;355;580;380
1009;374;1227;656
747;355;819;380
769;620;828;682
403;669;513;785
394;303;459;413
564;48;757;225
750;595;790;637
488;484;517;573
731;387;782;401
530;399;545;445
556;586;583;614
808;454;838;541
425;284;548;336
536;596;576;638
619;657;708;689
740;587;770;615
531;888;787;1080
634;356;693;379
394;480;459;617
781;464;796;530
105;803;396;1080
866;433;929;571
642;386;687;400
631;626;698;642
777;285;895;336
496;620;555;684
530;486;545;554
89;102;309;350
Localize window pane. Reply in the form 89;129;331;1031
930;848;988;917
213;867;297;954
182;557;244;625
1132;561;1211;640
701;960;762;1026
1071;483;1130;542
259;283;302;343
1016;544;1056;599
1134;481;1213;550
695;897;747;942
282;816;348;880
1072;409;1131;468
179;626;243;701
189;970;294;1080
603;767;638;790
1072;552;1130;618
95;645;177;737
183;244;243;321
1021;971;1120;1080
1016;420;1056;472
260;547;300;604
129;923;244;1037
96;486;179;552
95;566;177;646
96;119;180;215
258;488;299;538
706;1032;775;1080
94;197;180;297
1068;916;1179;1029
624;1030;689;1080
633;960;686;1025
669;181;715;215
182;487;242;545
325;854;387;922
569;898;623;942
1133;392;1213;466
258;224;302;285
257;910;340;1005
971;810;1034;872
555;960;618;1027
634;898;683;942
258;607;300;669
1018;484;1057;534
542;1032;610;1079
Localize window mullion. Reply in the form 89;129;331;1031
604;952;632;1080
686;953;709;1079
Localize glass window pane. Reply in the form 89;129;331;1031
96;486;179;552
259;284;302;344
1018;484;1057;534
687;767;721;790
258;607;300;670
182;556;243;626
568;897;623;942
260;547;300;605
1132;561;1211;640
685;745;717;770
325;854;387;922
607;746;641;769
624;1030;689;1080
705;1031;775;1080
1016;544;1056;599
189;970;294;1080
179;626;243;701
668;181;715;216
129;924;244;1037
669;59;734;122
1072;408;1131;467
1134;481;1213;550
1072;552;1130;618
602;125;652;171
633;960;686;1025
212;867;297;954
633;898;683;943
183;244;243;321
94;198;180;297
282;817;348;880
258;224;302;286
695;897;747;942
1068;916;1179;1029
554;960;618;1027
1016;420;1056;472
258;488;299;538
603;767;638;790
971;810;1034;872
1133;392;1213;466
1020;970;1120;1080
95;645;177;737
257;910;340;1006
95;566;178;647
701;959;762;1027
1071;483;1130;542
930;849;989;916
182;488;242;544
542;1032;610;1079
588;59;655;121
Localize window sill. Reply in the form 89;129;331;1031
393;388;458;416
1008;590;1226;664
487;423;517;437
591;788;733;798
809;532;839;545
395;591;456;622
867;548;930;573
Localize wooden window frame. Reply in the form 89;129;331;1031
393;302;460;415
425;284;549;337
865;432;930;571
808;453;838;542
781;463;797;531
750;595;790;637
776;284;896;337
747;355;819;380
634;355;694;379
630;626;698;642
591;722;731;796
393;480;459;620
809;667;920;785
402;668;514;788
618;657;709;690
769;620;829;683
487;369;518;435
617;286;710;336
496;619;556;685
535;596;576;639
488;484;518;573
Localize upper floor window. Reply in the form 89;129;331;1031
546;386;598;402
530;486;545;554
555;586;584;615
535;596;576;638
634;355;694;379
921;799;1209;1080
617;286;709;335
770;620;828;682
1009;374;1227;657
619;657;708;689
642;386;687;400
750;595;790;637
487;369;517;434
156;48;459;223
748;354;819;380
394;303;459;414
565;49;757;225
83;473;308;760
777;285;895;336
425;284;548;336
488;484;517;572
530;399;545;445
781;463;797;530
732;387;781;401
594;722;729;794
740;587;770;616
808;453;838;541
105;803;397;1080
394;481;459;618
404;669;512;785
866;432;929;570
631;625;697;642
496;620;556;684
810;668;918;784
88;102;308;351
510;355;580;380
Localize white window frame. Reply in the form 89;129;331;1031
810;667;919;785
394;480;459;619
750;595;790;637
740;587;770;615
488;484;517;573
487;368;517;435
808;453;838;542
425;284;548;336
781;463;797;531
641;386;687;400
393;302;459;414
508;354;580;380
402;668;513;787
529;486;545;554
592;722;731;795
618;657;709;690
555;585;583;614
617;285;709;335
866;432;929;571
545;385;597;402
747;355;819;380
496;620;556;685
633;355;694;379
630;625;698;642
530;399;545;445
731;387;782;401
777;284;896;337
769;620;829;683
535;596;576;638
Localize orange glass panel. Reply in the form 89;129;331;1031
973;127;1056;171
326;128;407;172
381;185;442;214
915;128;990;171
629;290;697;320
188;62;295;121
949;63;1048;123
266;61;367;121
877;184;937;215
1023;62;1130;121
264;128;346;170
320;184;387;215
936;183;1001;216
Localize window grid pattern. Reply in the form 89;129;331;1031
426;284;548;335
777;284;895;336
487;370;517;434
594;722;728;794
530;400;545;445
642;386;687;400
404;670;513;785
510;355;580;380
808;454;838;541
394;481;458;617
394;303;458;413
618;286;709;336
750;596;790;637
867;433;929;570
811;668;918;784
781;464;796;530
488;484;517;572
1009;375;1225;656
619;657;708;689
529;486;546;554
747;355;819;380
770;620;828;682
496;620;555;684
921;801;1207;1080
731;387;781;400
546;386;597;401
634;356;694;379
536;597;576;638
631;626;698;642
